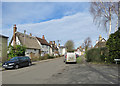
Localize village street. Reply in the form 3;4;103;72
2;57;119;84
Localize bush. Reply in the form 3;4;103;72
31;57;39;62
42;54;55;60
85;47;108;62
8;45;26;60
106;27;120;63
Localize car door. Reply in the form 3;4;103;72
24;57;29;66
19;57;26;67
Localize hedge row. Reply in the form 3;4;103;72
31;54;56;62
85;47;109;62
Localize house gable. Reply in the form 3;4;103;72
10;32;41;49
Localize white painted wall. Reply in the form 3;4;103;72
58;47;66;55
10;36;40;58
62;48;66;55
11;36;21;46
74;49;81;56
25;49;40;58
49;47;53;56
37;40;52;56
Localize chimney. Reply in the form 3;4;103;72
30;33;32;36
49;41;52;45
24;30;26;34
99;35;102;41
13;24;17;47
53;41;55;45
42;35;45;39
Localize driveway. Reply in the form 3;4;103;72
2;57;119;84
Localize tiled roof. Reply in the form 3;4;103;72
36;37;50;46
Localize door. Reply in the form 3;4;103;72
19;57;25;67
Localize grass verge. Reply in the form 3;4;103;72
77;56;84;64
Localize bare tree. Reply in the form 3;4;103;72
84;37;92;51
90;1;118;37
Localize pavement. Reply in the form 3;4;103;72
2;57;119;84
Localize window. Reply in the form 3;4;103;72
25;57;30;60
10;57;19;61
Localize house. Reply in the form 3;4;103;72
36;36;52;56
74;46;86;56
58;45;66;56
0;35;8;62
94;35;106;48
9;25;41;59
49;41;58;56
74;48;81;56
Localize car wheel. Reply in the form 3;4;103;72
74;62;77;64
5;68;8;70
65;61;68;64
15;65;19;69
28;62;31;66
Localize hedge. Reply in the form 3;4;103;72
85;47;109;62
106;27;120;63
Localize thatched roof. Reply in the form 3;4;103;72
94;41;106;48
10;32;41;49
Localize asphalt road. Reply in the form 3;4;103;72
2;57;119;84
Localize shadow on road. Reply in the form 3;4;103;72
86;63;118;84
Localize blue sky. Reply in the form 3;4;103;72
1;2;109;48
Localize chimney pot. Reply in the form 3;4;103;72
53;41;55;45
42;35;45;39
30;33;32;36
13;24;17;47
14;24;16;27
24;30;26;34
49;41;52;45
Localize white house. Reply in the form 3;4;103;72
49;41;59;56
10;25;41;59
58;45;66;56
94;35;106;48
74;48;81;56
36;36;52;56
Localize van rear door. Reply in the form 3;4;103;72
67;53;76;62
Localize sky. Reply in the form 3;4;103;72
1;1;114;48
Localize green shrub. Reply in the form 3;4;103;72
106;27;120;63
42;54;55;60
31;57;39;62
85;47;108;62
8;45;26;60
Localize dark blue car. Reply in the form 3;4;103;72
2;56;32;69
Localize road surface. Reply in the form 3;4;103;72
2;57;119;84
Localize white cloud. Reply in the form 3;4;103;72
2;12;109;48
2;0;119;2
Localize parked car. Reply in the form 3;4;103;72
64;52;77;64
2;56;32;69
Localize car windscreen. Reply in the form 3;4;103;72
10;57;19;61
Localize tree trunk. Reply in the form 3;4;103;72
108;7;112;38
118;1;120;28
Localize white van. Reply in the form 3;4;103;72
64;52;77;63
